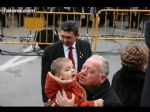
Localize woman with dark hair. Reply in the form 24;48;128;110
111;44;148;106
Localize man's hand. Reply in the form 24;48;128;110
56;89;75;107
94;98;104;107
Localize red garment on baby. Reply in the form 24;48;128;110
45;72;95;107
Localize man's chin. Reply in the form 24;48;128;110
79;79;86;85
64;43;72;47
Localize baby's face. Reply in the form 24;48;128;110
60;61;76;80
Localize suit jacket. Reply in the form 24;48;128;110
41;39;92;102
45;72;95;107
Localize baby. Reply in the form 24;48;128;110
45;57;104;107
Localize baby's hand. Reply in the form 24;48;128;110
94;98;104;107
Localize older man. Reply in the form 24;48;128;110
55;55;121;107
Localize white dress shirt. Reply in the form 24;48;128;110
63;42;78;71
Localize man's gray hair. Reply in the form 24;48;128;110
91;55;109;75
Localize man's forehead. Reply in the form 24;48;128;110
84;58;100;67
87;57;98;63
60;30;74;35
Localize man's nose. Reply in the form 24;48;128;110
81;68;88;74
62;38;66;42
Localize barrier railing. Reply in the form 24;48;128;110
0;11;95;50
94;9;150;53
1;9;150;53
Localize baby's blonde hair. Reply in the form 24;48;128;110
51;58;71;75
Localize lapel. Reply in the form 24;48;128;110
76;39;85;60
76;40;83;71
57;41;65;57
76;39;80;60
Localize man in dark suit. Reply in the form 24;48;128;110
141;20;150;106
41;20;92;106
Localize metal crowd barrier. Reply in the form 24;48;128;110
1;9;150;54
0;11;95;50
93;9;150;53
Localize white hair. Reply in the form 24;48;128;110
90;55;109;75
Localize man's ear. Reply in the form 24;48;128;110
101;75;107;83
76;33;80;38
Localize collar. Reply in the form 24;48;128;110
119;67;145;80
48;72;74;83
63;41;76;50
86;79;111;100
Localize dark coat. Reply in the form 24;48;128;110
111;67;145;106
145;21;150;49
86;79;121;107
41;39;92;102
141;20;150;106
141;52;150;106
